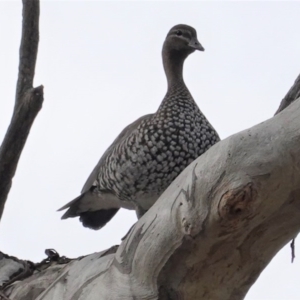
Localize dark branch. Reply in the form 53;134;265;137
15;0;40;106
275;73;300;115
0;0;43;222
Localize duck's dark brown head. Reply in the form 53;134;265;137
163;24;204;58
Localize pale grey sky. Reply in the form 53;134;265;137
1;1;300;299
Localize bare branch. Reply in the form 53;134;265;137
15;0;40;105
0;0;43;222
275;73;300;114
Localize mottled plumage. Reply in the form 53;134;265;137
58;24;220;229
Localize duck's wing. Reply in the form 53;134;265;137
58;113;153;229
81;113;153;193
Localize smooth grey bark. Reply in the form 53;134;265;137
1;75;300;299
0;0;43;222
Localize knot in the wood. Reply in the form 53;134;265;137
23;85;44;108
182;217;193;235
218;183;255;222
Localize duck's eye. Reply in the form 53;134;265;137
175;30;182;36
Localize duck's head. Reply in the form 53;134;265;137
163;24;204;58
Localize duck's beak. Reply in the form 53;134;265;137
188;38;205;51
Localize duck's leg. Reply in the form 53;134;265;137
135;206;148;219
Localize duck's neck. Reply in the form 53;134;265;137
162;50;186;88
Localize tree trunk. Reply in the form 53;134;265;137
1;1;300;300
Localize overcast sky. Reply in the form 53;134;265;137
1;1;300;299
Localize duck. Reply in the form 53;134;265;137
58;24;220;230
